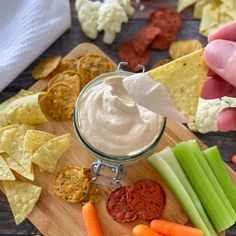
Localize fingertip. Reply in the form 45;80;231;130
217;108;236;132
200;76;233;99
208;20;236;42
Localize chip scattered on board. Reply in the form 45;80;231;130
193;0;213;19
77;54;114;87
0;125;35;165
0;154;15;180
50;58;78;78
31;134;71;173
169;39;203;59
0;90;33;111
32;55;62;80
1;92;48;125
82;167;101;204
149;49;207;122
22;130;55;172
4;154;34;181
40;82;77;121
48;71;81;95
3;180;41;225
177;0;197;12
152;58;172;69
53;166;91;203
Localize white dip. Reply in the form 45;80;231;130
123;73;187;123
78;76;160;156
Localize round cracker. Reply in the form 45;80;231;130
48;71;81;94
53;166;90;203
169;39;203;59
77;54;114;88
40;82;77;121
32;55;62;80
50;58;79;77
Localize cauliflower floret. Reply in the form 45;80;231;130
97;0;129;44
187;97;232;133
75;0;87;11
117;0;135;15
77;1;102;39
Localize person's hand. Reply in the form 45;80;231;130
201;21;236;132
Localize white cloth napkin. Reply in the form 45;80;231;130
0;0;71;92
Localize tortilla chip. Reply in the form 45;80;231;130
3;180;41;225
193;0;214;19
32;55;62;80
177;0;197;12
0;124;35;165
0;90;34;127
31;134;71;173
0;154;15;180
149;49;208;122
2;92;48;125
199;2;234;37
22;130;55;172
4;154;34;181
169;39;203;59
221;0;236;19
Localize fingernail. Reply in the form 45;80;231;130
205;40;236;69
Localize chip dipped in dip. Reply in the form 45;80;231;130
78;76;161;156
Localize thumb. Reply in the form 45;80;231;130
205;39;236;87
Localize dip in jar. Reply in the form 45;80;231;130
77;75;161;156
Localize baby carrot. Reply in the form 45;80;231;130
151;220;204;236
232;155;236;164
82;202;103;236
133;224;162;236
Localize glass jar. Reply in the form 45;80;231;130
73;63;166;187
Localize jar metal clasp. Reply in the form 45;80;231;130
91;160;126;188
117;62;145;73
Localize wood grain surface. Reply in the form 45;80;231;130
0;0;236;235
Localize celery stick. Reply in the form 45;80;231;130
187;140;236;220
159;147;216;235
204;146;236;212
148;152;215;236
173;142;235;232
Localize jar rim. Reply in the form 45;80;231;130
73;70;166;163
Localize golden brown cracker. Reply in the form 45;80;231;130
169;39;203;59
40;82;77;121
48;71;81;94
32;55;62;80
53;166;90;203
77;54;114;87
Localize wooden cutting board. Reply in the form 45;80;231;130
10;43;236;235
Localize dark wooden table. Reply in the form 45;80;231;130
0;0;235;235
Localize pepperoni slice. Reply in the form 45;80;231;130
149;8;181;50
118;41;150;72
127;180;166;221
132;25;160;55
106;186;138;223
